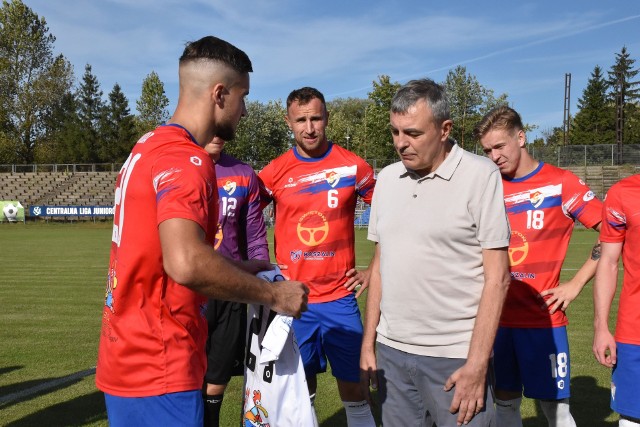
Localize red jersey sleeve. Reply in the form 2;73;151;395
600;185;626;243
152;148;216;231
561;170;602;229
355;156;376;205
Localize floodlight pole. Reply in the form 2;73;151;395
616;71;625;165
563;73;571;146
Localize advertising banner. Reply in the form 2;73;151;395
1;201;25;222
29;206;114;217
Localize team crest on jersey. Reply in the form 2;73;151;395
105;261;118;313
290;250;302;263
325;170;340;188
529;190;545;208
223;180;237;195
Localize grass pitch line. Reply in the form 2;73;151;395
0;367;96;406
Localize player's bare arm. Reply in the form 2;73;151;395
593;241;622;368
159;217;308;317
445;247;510;426
541;222;602;314
360;244;382;406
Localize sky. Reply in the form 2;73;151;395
24;0;640;141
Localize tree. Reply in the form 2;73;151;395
38;90;79;163
225;100;290;168
326;97;370;157
135;71;169;135
607;46;640;144
444;66;483;149
362;75;401;163
444;66;510;150
100;83;136;164
0;0;74;163
572;66;615;145
75;64;104;162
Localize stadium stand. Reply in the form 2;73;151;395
0;171;118;213
0;164;637;222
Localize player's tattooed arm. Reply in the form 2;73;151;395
591;241;602;261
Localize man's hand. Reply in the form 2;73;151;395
539;279;583;314
344;267;370;298
270;281;309;319
360;346;378;407
593;328;617;368
444;362;487;426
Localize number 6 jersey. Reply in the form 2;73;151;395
500;162;602;328
244;268;316;427
258;142;375;303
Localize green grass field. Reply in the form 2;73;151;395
0;223;621;426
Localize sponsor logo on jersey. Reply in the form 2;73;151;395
529;190;545;208
223;180;237;195
284;177;297;189
508;230;529;266
297;211;329;246
326;170;340;188
244;389;271;426
290;250;302;263
578;179;586;186
557;379;565;390
190;156;202;166
583;190;595;202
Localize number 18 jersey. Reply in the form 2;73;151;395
500;162;602;328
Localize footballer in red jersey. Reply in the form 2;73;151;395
594;174;640;423
477;106;602;427
259;87;376;426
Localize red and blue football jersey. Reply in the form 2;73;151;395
97;124;217;397
600;174;640;344
500;162;602;328
259;143;375;303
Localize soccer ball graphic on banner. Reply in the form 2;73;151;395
3;202;20;222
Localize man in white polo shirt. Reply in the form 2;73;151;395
360;78;511;427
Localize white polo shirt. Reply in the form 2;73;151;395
368;142;510;358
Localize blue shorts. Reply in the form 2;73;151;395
494;326;571;400
292;294;363;383
104;390;203;427
612;342;640;420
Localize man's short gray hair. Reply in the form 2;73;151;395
391;79;450;125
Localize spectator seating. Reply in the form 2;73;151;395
0;171;118;208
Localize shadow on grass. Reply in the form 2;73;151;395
0;366;23;376
523;375;617;427
5;390;106;427
0;368;96;407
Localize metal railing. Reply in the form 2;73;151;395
2;144;640;173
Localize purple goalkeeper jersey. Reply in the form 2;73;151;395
213;153;269;262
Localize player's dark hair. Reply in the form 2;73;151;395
391;79;450;125
286;87;326;111
179;36;252;74
474;106;523;140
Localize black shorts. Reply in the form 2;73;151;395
204;299;247;385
